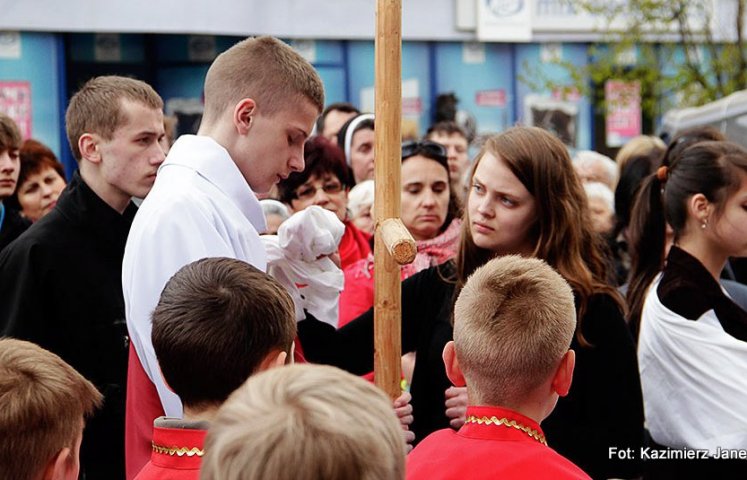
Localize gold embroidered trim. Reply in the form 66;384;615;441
465;415;547;446
152;441;204;457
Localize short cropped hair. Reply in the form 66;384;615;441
65;75;163;161
202;36;324;124
201;364;406;480
0;338;102;480
425;121;467;141
151;257;296;410
0;112;22;153
453;256;576;405
317;102;360;133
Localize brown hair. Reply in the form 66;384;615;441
65;75;163;161
201;364;406;480
316;102;360;133
454;126;621;346
0;112;22;152
277;136;353;203
151;257;296;410
0;338;102;480
18;139;66;186
202;36;324;124
425;121;468;141
454;256;576;405
627;137;747;337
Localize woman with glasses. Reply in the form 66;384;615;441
297;126;643;479
276;136;371;269
339;140;461;325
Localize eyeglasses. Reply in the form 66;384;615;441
401;140;448;163
293;180;344;201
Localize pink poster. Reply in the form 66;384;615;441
0;81;32;138
605;80;641;148
476;89;507;107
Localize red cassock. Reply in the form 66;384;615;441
407;406;590;480
133;424;206;480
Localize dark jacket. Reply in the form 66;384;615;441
0;202;30;253
0;171;135;480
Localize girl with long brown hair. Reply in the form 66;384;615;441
298;126;643;479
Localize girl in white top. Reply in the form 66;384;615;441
628;139;747;463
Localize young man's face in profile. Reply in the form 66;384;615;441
0;146;20;200
238;98;319;194
95;99;166;201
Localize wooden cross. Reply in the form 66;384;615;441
373;0;417;399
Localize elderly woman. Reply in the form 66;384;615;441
276;136;371;269
10;139;67;222
339;140;461;325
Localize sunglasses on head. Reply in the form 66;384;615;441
401;140;448;163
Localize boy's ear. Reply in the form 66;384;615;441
442;341;466;387
233;98;257;135
41;446;77;480
78;134;100;163
257;349;287;372
551;350;575;397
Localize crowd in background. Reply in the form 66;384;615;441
1;34;746;480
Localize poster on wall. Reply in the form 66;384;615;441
605;80;641;148
477;0;532;42
0;81;32;138
0;31;21;59
523;93;577;148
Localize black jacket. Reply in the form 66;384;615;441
0;202;30;253
0;171;135;480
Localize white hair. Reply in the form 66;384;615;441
260;199;291;220
583;181;615;212
573;150;618;188
347;180;375;218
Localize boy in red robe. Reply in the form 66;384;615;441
133;257;296;480
407;255;591;479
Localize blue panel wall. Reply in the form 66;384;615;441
307;40;347;105
346;40;432;136
433;42;515;134
69;33;146;63
515;43;592;150
0;33;64;168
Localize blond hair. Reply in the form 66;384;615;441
201;364;405;480
615;135;666;171
65;75;163;160
202;36;324;124
453;256;576;405
0;338;102;480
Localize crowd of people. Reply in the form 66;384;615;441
1;34;746;480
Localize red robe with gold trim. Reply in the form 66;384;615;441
133;419;207;480
407;406;590;480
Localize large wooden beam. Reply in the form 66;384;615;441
374;0;414;399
